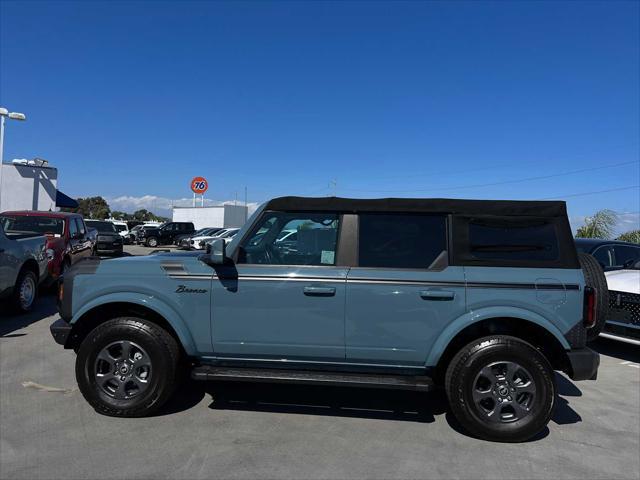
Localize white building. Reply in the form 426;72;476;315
172;204;249;230
0;162;58;212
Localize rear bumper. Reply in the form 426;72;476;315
96;246;123;254
566;348;600;381
50;318;73;346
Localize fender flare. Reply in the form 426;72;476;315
425;306;571;367
70;292;198;355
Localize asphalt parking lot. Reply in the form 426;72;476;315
1;246;639;479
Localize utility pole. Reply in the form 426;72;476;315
244;186;248;222
329;179;337;197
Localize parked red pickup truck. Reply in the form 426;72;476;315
0;211;93;283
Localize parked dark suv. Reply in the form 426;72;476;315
137;222;195;247
574;238;640;271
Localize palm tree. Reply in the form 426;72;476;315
617;230;640;244
575;209;617;239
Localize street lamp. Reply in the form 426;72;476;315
0;107;27;211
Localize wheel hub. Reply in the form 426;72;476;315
473;361;537;423
94;340;152;400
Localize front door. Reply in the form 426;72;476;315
345;213;467;366
69;218;92;263
211;211;347;361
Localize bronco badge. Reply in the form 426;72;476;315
175;285;208;294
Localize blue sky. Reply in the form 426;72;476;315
1;1;638;230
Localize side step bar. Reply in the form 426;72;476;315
191;366;435;392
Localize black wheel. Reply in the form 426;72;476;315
75;317;180;417
146;236;159;248
445;335;556;443
12;268;38;313
578;253;609;342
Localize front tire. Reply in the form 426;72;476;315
146;237;158;248
445;335;556;443
75;317;180;417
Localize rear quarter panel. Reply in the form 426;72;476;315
426;266;584;366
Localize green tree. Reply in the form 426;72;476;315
111;211;131;221
575;209;617;239
617;230;640;244
68;196;111;219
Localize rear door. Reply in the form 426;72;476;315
345;213;466;366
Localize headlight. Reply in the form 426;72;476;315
46;248;55;261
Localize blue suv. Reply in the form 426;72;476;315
51;197;600;442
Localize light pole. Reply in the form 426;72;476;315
0;107;27;211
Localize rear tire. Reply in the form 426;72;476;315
75;317;180;417
445;335;556;443
12;268;38;313
578;253;609;342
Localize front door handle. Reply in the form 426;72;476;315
303;286;336;297
420;290;455;300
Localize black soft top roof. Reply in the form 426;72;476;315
265;196;568;217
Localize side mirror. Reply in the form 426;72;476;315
207;238;228;265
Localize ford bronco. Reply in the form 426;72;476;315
50;197;601;442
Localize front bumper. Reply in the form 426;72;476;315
566;347;600;381
50;318;73;346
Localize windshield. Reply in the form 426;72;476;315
218;229;238;238
113;224;128;232
86;221;117;233
0;215;65;236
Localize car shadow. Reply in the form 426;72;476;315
156;380;447;423
158;375;582;442
0;293;58;337
591;337;640;363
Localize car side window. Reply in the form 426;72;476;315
69;218;79;238
238;212;340;266
358;214;447;269
613;245;640;268
75;218;86;236
593;245;614;268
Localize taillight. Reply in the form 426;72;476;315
584;286;597;328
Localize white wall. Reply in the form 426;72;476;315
172;205;249;230
173;207;225;230
0;164;58;212
223;204;249;228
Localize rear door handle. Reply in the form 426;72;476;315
420;290;455;300
303;286;336;297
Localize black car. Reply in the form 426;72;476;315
137;221;195;247
85;220;123;256
574;238;640;271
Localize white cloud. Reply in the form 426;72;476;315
106;195;260;218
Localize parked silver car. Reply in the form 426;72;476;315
0;221;49;312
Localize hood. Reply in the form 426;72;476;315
605;269;640;295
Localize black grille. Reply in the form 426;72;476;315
608;290;640;327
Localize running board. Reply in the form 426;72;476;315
191;366;435;392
